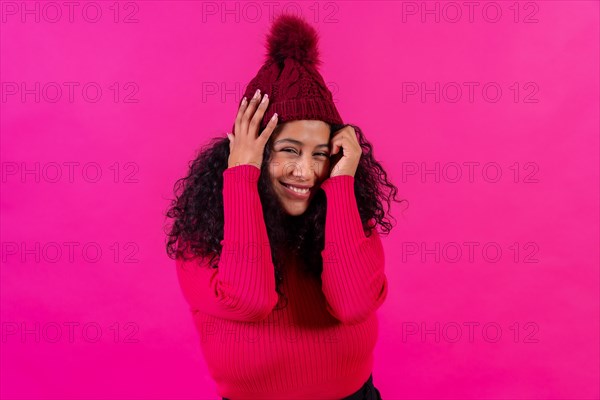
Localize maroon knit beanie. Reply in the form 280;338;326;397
234;14;343;134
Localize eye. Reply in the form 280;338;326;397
281;148;328;157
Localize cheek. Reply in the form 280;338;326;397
317;159;330;177
268;164;285;181
266;154;283;174
268;155;330;178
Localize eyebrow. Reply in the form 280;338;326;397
273;138;329;149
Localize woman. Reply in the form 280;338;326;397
165;14;405;400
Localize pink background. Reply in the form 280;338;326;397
1;1;598;399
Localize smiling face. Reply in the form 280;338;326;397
267;120;331;216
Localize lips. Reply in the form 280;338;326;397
281;182;312;189
280;181;312;198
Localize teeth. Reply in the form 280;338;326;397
284;183;309;194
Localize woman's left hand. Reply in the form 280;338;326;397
329;125;362;178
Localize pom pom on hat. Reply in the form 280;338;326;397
265;14;321;66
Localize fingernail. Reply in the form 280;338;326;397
241;97;247;105
254;89;260;99
261;94;268;103
271;113;278;120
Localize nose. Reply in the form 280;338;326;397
289;155;317;181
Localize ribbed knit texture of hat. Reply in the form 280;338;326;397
236;14;343;133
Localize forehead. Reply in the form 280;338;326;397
273;120;330;144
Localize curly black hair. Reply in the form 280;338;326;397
164;123;408;311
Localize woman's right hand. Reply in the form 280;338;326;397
227;89;278;170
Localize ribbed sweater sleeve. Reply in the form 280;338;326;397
175;164;279;322
319;174;389;325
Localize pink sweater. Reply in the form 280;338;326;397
176;164;388;399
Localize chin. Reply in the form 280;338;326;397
283;206;308;216
274;187;312;216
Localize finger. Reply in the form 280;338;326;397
241;90;262;136
331;126;346;138
329;142;338;157
331;136;343;155
249;94;269;136
257;113;278;146
234;97;248;135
